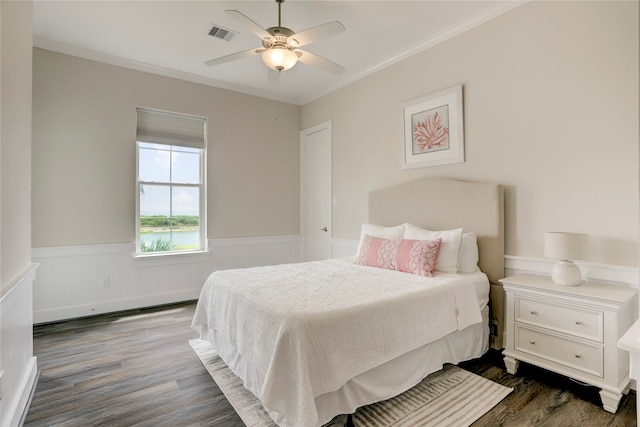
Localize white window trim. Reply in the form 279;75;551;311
135;108;207;258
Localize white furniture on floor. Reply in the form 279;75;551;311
501;273;638;413
618;319;640;424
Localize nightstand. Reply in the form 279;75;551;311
500;273;638;413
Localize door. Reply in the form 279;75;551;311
301;121;332;261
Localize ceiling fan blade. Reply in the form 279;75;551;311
225;9;273;41
205;48;262;67
296;50;345;74
290;21;345;47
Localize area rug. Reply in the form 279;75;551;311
189;338;512;427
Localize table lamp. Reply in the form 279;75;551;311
544;232;588;286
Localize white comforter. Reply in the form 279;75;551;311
191;258;484;427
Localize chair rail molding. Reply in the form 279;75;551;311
331;238;639;287
504;255;638;287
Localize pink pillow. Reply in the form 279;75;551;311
356;235;442;276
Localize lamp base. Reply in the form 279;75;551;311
551;260;582;286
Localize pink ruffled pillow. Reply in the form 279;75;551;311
356;235;442;277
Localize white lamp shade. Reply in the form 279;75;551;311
262;47;298;71
544;232;587;261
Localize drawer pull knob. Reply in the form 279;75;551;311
529;340;536;345
575;320;582;325
530;311;538;315
575;354;582;359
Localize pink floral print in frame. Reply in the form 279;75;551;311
411;105;450;154
402;85;464;169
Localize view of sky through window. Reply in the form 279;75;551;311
139;142;200;217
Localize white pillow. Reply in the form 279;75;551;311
357;223;406;255
404;223;463;273
458;232;480;273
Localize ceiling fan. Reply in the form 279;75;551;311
205;0;345;74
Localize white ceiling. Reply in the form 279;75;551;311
33;1;526;105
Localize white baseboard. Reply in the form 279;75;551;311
10;357;38;427
33;290;202;324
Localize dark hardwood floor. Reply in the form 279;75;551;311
24;302;636;427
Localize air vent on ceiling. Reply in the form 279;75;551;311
208;24;237;42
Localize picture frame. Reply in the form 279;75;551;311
402;85;464;169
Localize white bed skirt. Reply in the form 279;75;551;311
199;305;490;426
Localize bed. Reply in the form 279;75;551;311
192;177;504;427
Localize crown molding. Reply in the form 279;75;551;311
34;1;527;106
299;1;528;104
33;38;302;105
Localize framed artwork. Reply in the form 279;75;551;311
402;85;464;169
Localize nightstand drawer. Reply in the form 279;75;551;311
516;297;603;342
515;326;603;377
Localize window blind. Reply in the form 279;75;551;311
136;107;206;149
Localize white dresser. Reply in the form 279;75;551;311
501;274;638;413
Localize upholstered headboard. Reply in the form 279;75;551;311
368;177;504;285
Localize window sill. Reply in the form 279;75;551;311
133;248;210;267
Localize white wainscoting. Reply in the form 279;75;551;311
31;235;302;324
31;236;638;323
331;238;639;287
1;264;38;427
330;238;359;258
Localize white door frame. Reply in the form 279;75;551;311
300;121;332;261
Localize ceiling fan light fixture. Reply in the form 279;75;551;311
207;0;345;74
262;47;298;71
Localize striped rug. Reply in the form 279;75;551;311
189;338;512;427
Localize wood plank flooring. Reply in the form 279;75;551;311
25;302;636;427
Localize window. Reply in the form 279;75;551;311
136;108;206;255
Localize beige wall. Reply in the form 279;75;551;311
1;0;33;289
32;49;301;247
302;1;639;267
1;3;38;427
